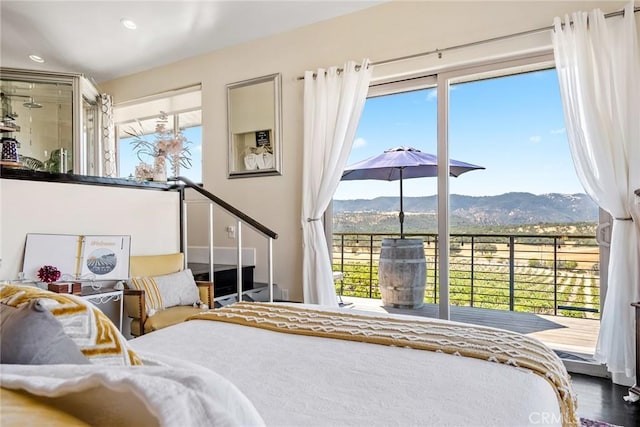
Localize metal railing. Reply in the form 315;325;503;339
332;232;600;319
173;176;278;302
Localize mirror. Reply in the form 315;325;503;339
0;78;73;172
227;73;282;178
0;68;102;176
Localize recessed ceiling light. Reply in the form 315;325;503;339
29;54;45;63
120;18;137;30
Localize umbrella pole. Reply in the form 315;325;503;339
399;168;404;239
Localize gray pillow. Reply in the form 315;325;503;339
0;299;90;365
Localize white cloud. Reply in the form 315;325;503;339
353;137;367;148
550;128;566;135
529;135;542;143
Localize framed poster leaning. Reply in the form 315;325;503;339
22;234;131;281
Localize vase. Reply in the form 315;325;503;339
153;156;167;182
171;153;180;178
1;138;19;162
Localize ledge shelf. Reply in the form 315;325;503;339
0;167;173;191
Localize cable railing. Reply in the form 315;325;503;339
332;232;600;319
172;176;278;303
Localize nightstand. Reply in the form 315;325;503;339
81;286;123;332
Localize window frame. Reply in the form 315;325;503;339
331;50;607;318
113;86;202;182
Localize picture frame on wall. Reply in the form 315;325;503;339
255;130;270;147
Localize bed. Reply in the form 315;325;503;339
0;283;578;426
129;302;577;427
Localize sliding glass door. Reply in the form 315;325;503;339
332;52;603;362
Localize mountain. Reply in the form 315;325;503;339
333;192;598;232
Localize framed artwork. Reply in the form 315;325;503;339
22;233;131;281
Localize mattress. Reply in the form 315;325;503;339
129;303;570;427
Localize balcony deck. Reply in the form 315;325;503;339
341;296;600;359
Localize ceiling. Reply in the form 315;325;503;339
1;1;384;84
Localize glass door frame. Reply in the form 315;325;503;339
434;51;556;319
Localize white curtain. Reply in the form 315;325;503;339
301;59;372;305
552;2;640;378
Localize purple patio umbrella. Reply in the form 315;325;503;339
341;146;485;238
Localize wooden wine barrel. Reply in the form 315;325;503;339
378;238;426;308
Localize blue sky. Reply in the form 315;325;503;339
333;69;584;200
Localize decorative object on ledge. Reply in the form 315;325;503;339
42;148;69;173
11;149;69;173
134;162;154;181
227;73;282;178
153;154;167;182
125;111;192;182
36;265;61;283
19;156;42;170
1;137;19;162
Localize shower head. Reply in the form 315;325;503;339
23;99;42;109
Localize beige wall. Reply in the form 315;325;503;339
0;179;180;281
99;1;629;302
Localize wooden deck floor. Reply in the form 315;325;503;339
341;296;600;358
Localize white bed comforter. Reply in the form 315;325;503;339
0;361;265;427
129;305;565;427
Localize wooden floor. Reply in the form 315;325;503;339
572;373;640;426
341;296;600;357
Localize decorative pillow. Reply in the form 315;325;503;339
0;299;90;365
127;268;200;317
0;284;142;366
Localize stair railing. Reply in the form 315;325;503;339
171;176;278;303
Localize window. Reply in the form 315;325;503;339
333;53;601;318
114;86;202;183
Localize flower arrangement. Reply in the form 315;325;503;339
125;111;192;180
37;265;61;283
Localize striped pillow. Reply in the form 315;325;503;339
128;269;200;317
0;284;142;366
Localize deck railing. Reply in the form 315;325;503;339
332;232;600;319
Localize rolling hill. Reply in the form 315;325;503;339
333;192;598;233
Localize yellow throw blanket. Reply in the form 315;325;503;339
189;302;578;427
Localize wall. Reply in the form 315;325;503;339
99;1;630;302
0;179;180;280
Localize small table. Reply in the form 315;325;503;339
81;286;123;332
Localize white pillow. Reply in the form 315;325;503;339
128;269;200;317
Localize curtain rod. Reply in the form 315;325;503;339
297;6;639;80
